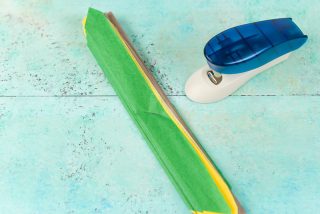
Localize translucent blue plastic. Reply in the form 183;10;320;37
204;18;308;74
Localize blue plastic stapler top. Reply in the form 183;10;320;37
204;18;308;74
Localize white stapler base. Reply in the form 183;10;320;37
185;53;291;103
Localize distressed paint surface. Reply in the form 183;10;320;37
0;97;319;213
1;0;319;96
0;0;319;214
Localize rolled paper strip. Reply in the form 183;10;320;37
84;8;243;214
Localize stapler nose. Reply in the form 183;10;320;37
185;66;223;103
185;74;203;103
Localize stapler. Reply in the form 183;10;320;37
185;18;308;103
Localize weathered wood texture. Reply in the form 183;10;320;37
0;0;319;213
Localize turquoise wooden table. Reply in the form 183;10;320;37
0;0;319;213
